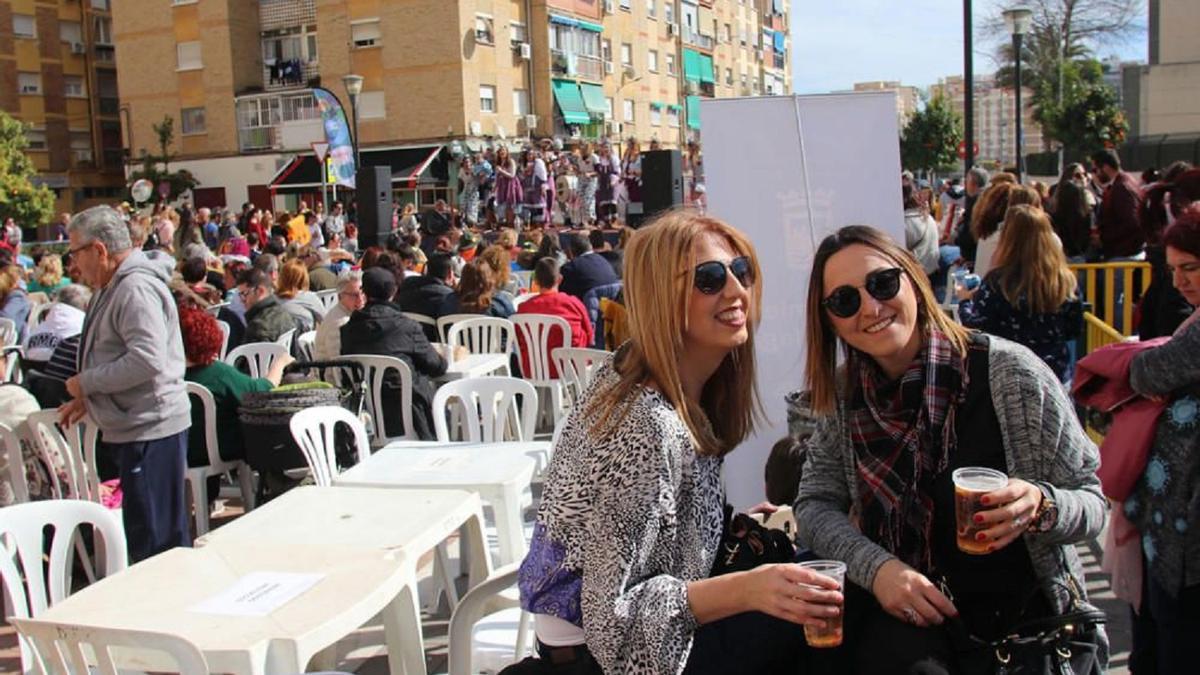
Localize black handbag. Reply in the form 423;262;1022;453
709;504;795;576
950;577;1106;675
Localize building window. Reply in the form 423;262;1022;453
664;1;674;23
480;85;496;113
60;21;82;44
620;0;631;10
649;103;661;126
647;50;658;73
25;128;46;151
70;131;93;165
668;106;680;127
620;43;632;66
90;0;109;9
646;0;656;19
605;97;614;119
725;23;733;43
181;107;207;134
360;91;385;119
351;19;381;49
725;68;733;85
64;76;86;98
93;17;112;45
623;98;634;122
17;73;41;95
602;39;612;69
666;53;676;76
13;14;35;39
177;41;203;70
513;88;530;116
510;22;528;44
475;15;494;45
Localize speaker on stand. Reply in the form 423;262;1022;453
638;149;684;227
355;165;392;249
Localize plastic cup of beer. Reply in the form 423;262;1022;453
797;560;846;648
952;467;1009;554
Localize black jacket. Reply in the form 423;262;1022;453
560;252;619;301
396;275;456;341
340;301;447;440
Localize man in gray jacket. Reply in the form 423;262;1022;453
61;205;191;562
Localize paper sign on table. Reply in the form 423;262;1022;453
189;572;324;617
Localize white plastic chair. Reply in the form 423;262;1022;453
0;421;31;504
402;312;438;331
3;345;22;384
432;377;538;443
0;500;127;673
205;301;229;317
446;316;515;359
511;293;537;309
511;314;572;433
24;411;102;504
288;406;370;487
552;347;608;408
214;319;231;361
275;327;297;352
0;316;17;347
336;354;417;447
315;289;339;315
447;563;532;675
437;313;486;343
223;342;288;379
23;302;52;338
296;330;317;362
12;618;210;675
184;382;256;537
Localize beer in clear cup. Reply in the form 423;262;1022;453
797;560;846;648
952;467;1009;554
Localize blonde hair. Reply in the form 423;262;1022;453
478;245;512;288
496;228;518;250
276;259;310;299
804;226;970;415
586;209;763;457
990;205;1077;314
35;255;63;288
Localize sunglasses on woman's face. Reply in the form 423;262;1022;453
693;256;754;295
821;267;904;319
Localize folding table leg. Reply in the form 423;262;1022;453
381;581;426;675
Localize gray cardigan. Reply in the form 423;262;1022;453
795;336;1108;654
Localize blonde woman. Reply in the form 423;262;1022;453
27;254;69;296
510;210;841;674
958;205;1082;382
797;225;1105;673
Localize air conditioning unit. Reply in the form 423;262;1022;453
517;42;532;60
754;48;764;60
667;23;678;37
603;0;614;14
70;42;86;54
604;121;616;136
684;80;699;95
604;61;614;75
623;65;636;79
523;114;538;133
470;121;482;136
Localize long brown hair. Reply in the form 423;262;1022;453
970;181;1015;240
804;225;970;415
991;205;1078;313
457;260;495;313
479;245;512;288
586;209;763;457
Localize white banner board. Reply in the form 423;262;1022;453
702;92;905;508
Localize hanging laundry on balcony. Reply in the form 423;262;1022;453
269;59;305;86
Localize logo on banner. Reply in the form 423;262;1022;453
311;87;357;190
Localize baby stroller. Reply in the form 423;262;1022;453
238;360;367;503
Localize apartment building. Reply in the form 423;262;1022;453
113;0;790;209
1128;0;1200;137
852;81;919;127
931;74;1044;170
1;0;123;220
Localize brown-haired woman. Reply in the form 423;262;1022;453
957;205;1083;382
275;259;324;331
796;225;1107;673
451;260;514;318
508;210;841;674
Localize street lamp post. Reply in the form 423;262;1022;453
1003;7;1033;182
342;73;364;174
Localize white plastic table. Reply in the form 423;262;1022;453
435;352;510;381
36;544;419;675
334;442;541;565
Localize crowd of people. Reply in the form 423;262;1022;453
0;144;1196;675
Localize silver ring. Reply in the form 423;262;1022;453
902;607;919;624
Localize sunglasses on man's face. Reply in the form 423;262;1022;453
821;267;904;319
693;256;754;295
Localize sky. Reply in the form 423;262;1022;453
790;1;1149;95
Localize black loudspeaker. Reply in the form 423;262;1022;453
356;165;392;249
640;149;684;222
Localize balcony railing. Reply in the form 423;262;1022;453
683;27;715;50
238;126;280;152
263;60;319;92
550;50;604;82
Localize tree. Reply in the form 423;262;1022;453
0;111;55;230
152;115;175;173
900;95;963;177
1035;58;1127;155
128;115;199;202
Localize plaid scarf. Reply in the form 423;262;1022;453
849;329;968;574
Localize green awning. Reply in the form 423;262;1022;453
579;82;607;117
699;54;715;84
577;20;603;32
683;49;702;82
687;95;701;129
552;79;591;125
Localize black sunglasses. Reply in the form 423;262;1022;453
821;267;903;318
694;256;753;295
